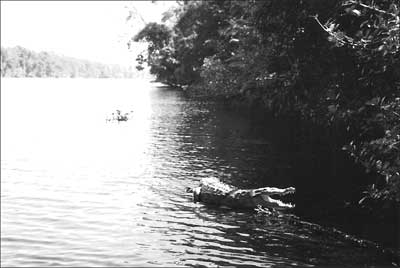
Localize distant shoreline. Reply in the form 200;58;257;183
1;46;146;79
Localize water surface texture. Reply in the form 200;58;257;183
1;79;394;267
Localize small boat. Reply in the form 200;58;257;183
187;177;295;210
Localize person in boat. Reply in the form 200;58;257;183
107;110;133;122
186;177;295;210
111;110;126;121
116;110;122;120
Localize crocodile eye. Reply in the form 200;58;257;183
186;187;193;193
193;187;201;202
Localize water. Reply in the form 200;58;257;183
1;78;395;267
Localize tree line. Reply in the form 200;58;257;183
1;46;136;78
131;0;399;206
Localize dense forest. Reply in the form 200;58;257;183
132;0;399;235
1;46;136;78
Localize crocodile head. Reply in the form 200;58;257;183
258;187;296;210
186;186;202;202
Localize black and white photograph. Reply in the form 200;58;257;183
1;1;399;267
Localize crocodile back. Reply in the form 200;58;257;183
197;177;236;205
200;177;236;194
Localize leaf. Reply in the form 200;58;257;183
359;196;368;205
328;105;337;113
378;44;385;51
350;9;361;17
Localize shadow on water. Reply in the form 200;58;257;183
139;183;397;267
144;85;399;267
175;88;398;248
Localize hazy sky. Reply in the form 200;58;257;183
1;1;176;66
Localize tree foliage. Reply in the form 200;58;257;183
132;23;178;84
131;0;400;204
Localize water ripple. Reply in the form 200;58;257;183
1;79;395;267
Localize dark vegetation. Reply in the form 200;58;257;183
131;0;400;247
1;46;135;78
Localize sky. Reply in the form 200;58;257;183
0;1;177;66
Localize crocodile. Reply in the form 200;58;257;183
187;177;295;210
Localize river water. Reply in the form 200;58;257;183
1;78;395;267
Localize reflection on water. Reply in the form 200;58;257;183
1;78;395;267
